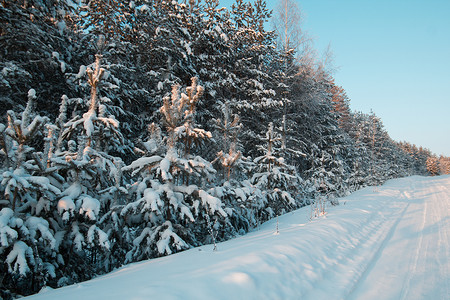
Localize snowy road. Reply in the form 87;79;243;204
347;176;450;300
26;176;450;300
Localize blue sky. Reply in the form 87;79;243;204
219;0;450;156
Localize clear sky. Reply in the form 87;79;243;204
219;0;450;156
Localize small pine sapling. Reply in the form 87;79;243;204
310;180;328;220
206;214;218;251
251;123;300;221
275;215;279;235
212;102;242;183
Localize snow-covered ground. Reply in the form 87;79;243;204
26;175;450;300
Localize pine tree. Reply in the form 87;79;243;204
426;155;439;176
438;156;450;175
50;53;126;286
212;102;242;183
229;0;280;157
251;123;301;220
122;78;229;262
0;90;65;297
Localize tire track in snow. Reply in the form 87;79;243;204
433;177;450;299
410;176;450;299
310;211;388;298
399;181;426;300
337;211;401;298
302;188;410;300
442;181;450;297
346;194;411;300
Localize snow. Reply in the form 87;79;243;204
24;175;450;300
199;190;227;217
143;188;162;212
76;65;86;79
122;155;163;176
57;197;75;220
27;89;36;99
71;223;84;251
155;221;189;255
77;196;100;220
44;262;56;278
6;241;34;275
159;157;171;181
25;217;56;249
82;110;96;137
0;208;18;247
28;176;61;194
87;225;110;250
60;61;66;73
60;182;82;199
234;187;246;201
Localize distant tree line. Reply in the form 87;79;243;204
1;0;448;298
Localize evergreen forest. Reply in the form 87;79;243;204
1;0;449;298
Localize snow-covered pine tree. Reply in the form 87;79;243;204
207;102;260;234
189;0;239;128
349;112;390;186
346;111;372;190
290;72;350;200
438;155;450;175
251;122;301;221
426;155;440;176
125;0;197;118
229;0;281;158
50;53;127;283
212;102;242;183
305;149;343;208
69;9;149;162
122;78;229;262
79;0;136;43
0;90;64;297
